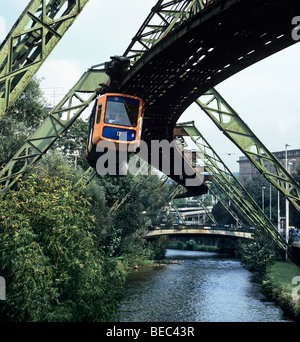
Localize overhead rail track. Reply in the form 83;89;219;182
120;0;300;208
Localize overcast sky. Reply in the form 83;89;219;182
1;0;300;172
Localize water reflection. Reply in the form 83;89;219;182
118;249;290;322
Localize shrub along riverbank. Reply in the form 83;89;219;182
261;261;300;321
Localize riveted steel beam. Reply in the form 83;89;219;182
194;195;217;224
0;68;108;193
176;122;293;256
205;185;242;226
123;0;206;61
0;0;90;120
195;88;300;213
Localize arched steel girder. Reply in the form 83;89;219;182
121;0;300;141
119;0;300;210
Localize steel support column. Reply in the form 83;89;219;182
195;89;300;212
176;122;293;256
0;0;90;120
0;67;108;193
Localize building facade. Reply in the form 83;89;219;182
238;148;300;185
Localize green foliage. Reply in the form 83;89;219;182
236;228;277;280
0;78;48;166
0;75;172;321
53;117;90;170
212;201;237;225
261;261;300;321
0;171;125;322
185;239;198;251
99;174;170;257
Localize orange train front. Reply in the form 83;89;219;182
86;93;144;169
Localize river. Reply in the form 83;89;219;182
117;249;291;322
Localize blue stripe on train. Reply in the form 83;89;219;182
102;126;136;141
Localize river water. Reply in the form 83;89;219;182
118;249;291;322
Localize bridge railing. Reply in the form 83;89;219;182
148;223;254;234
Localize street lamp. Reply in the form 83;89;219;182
284;142;293;259
262;186;266;213
286;158;296;246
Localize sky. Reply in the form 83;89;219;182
1;0;300;173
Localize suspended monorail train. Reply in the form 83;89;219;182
86;93;144;170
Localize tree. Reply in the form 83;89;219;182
53;117;90;170
98;173;170;258
237;228;277;281
0;170;125;322
0;78;49;166
212;200;237;225
244;171;300;227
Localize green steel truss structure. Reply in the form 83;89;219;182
0;0;299;248
0;0;90;120
0;66;108;193
195;89;300;213
123;0;207;62
0;0;215;194
175;122;293;257
195;195;217;225
203;186;242;226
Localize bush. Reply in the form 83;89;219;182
0;171;124;322
185;239;198;251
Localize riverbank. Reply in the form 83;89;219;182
261;261;300;321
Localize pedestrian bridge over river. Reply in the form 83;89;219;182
145;224;253;240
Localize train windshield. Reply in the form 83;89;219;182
104;96;140;127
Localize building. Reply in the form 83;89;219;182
238;148;300;185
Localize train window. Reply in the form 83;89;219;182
87;100;97;145
96;104;102;124
104;96;139;127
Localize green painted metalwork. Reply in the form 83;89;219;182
0;0;90;120
204;186;242;226
195;89;300;213
177;122;293;257
195;195;217;224
123;0;206;61
1;0;298;235
0;67;108;193
123;0;300;214
76;166;97;188
0;0;208;192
